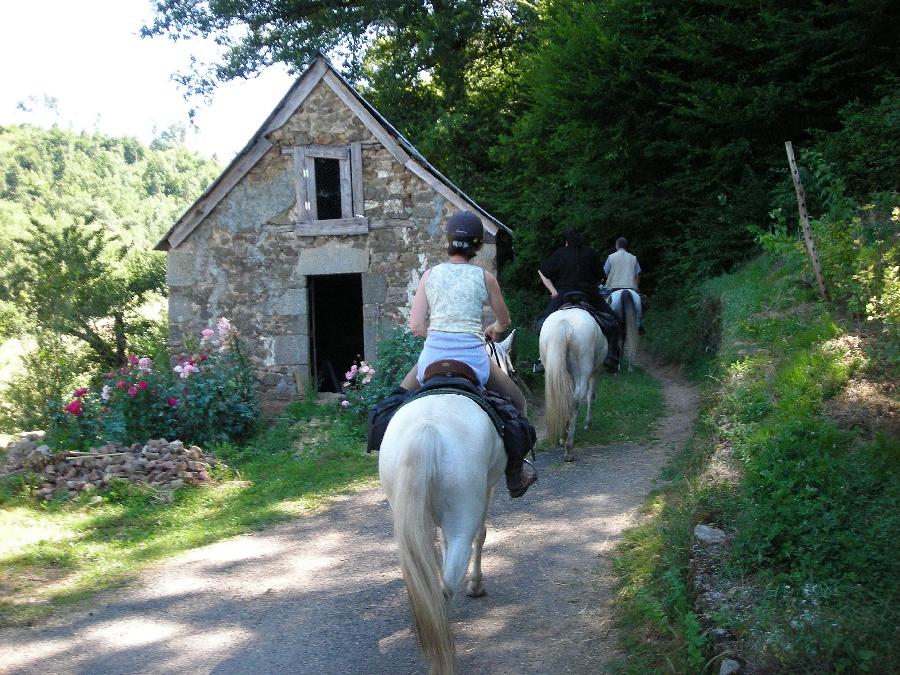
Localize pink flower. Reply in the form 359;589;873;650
174;363;197;379
201;328;215;338
116;380;127;389
137;381;148;389
128;355;139;365
345;370;355;380
138;357;153;370
341;400;350;408
167;396;178;407
127;386;138;397
64;400;83;416
73;387;88;398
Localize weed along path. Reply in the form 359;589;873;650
0;362;697;674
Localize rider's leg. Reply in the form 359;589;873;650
487;361;527;416
399;364;419;391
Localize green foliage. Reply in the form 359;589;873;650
44;320;258;451
488;0;898;295
0;334;95;434
0;124;219;250
0;222;166;367
338;327;423;415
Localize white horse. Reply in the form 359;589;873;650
608;289;640;372
378;336;515;674
539;308;608;461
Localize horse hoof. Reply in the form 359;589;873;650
564;452;574;462
466;582;486;597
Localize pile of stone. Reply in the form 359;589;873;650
1;433;215;501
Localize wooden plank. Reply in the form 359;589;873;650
292;146;309;222
304;145;349;160
339;155;353;218
304;156;317;220
351;141;364;217
322;70;411;165
295;217;369;236
785;141;828;300
167;140;273;249
265;59;327;132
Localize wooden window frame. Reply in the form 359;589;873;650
283;143;367;235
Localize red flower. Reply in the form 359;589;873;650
127;386;138;397
175;354;185;362
73;387;88;398
167;396;178;407
64;400;83;416
137;381;148;389
116;380;127;389
199;353;209;361
128;355;139;365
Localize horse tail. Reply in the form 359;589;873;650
544;320;575;443
391;423;456;674
622;290;639;365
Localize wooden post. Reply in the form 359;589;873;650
785;141;828;301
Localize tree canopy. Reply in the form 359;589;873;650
142;0;898;307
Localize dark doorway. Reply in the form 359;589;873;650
309;273;364;392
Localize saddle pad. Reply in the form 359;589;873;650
407;387;505;436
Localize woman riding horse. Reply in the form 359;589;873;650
398;210;536;498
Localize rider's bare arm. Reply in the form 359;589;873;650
485;271;511;340
410;270;431;337
538;270;558;298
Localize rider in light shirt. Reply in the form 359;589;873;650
603;237;645;334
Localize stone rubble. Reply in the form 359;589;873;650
1;432;215;501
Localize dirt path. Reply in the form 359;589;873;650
0;363;697;674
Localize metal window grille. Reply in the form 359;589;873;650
314;157;342;220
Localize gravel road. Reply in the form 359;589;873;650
0;363;697;674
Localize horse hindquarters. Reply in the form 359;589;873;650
380;397;504;675
540;315;574;445
380;421;454;674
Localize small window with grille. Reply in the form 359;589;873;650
283;143;368;235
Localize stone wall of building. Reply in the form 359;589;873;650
166;80;497;413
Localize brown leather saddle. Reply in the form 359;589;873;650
422;359;480;387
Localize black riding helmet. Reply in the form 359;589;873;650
445;210;483;249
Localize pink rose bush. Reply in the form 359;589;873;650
49;318;258;451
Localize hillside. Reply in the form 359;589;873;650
0;124;220;251
617;245;899;671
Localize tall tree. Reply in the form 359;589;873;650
488;0;900;296
0;222;166;368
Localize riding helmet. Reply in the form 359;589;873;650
445;210;483;248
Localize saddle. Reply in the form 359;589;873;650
559;291;617;334
366;360;535;468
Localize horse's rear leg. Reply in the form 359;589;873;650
465;523;488;597
564;401;580;462
583;378;597;430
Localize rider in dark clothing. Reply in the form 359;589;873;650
535;228;621;372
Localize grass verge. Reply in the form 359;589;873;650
0;399;377;628
611;253;900;672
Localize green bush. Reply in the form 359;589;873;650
45;318;258;451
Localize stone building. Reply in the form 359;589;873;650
155;56;511;413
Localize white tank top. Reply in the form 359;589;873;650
425;262;488;336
